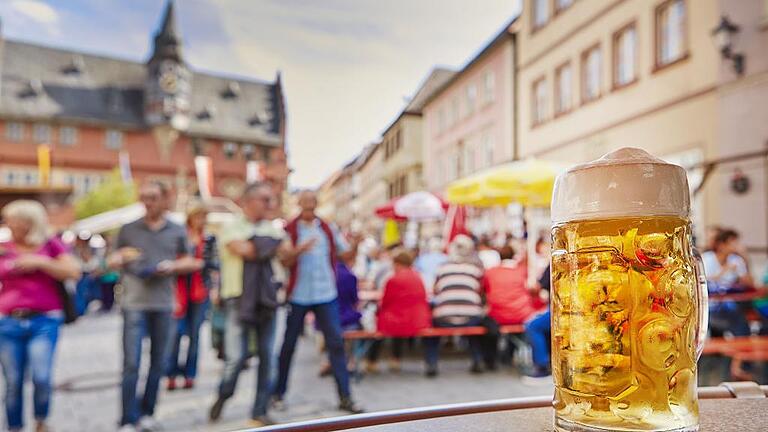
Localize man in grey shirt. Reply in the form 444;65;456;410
110;182;199;432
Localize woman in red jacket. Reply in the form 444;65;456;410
365;250;430;372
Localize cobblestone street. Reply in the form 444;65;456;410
21;312;553;431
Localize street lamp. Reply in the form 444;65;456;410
711;16;745;75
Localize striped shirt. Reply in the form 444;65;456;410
432;261;485;325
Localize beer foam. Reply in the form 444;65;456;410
551;147;690;224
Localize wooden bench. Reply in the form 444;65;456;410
344;324;525;340
344;325;526;378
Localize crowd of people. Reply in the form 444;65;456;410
0;182;556;431
11;181;768;431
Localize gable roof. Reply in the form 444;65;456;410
381;67;457;135
421;16;517;108
0;40;283;146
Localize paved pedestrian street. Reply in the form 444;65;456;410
19;313;552;431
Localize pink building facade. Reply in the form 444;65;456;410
422;24;516;192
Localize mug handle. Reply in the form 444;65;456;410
692;248;709;360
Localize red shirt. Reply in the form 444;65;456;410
377;268;431;337
482;262;536;325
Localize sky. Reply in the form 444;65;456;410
0;0;521;188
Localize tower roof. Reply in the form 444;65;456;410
149;0;182;63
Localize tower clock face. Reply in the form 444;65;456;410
160;73;178;93
159;60;179;93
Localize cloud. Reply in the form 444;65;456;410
198;0;521;188
8;0;59;24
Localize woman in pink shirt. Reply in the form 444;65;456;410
0;200;80;432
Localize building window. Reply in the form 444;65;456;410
656;0;687;68
555;0;574;14
483;71;495;104
532;0;550;29
614;23;638;88
33;123;51;144
23;171;37;186
555;62;573;115
438;108;447;134
481;133;494;169
465;84;477;115
105;129;123;149
395;129;402;152
582;44;602;103
242;143;255;160
462;142;475;176
223;141;238;159
59;126;78;146
532;77;548;126
5;122;24;142
4;171;17;186
451;97;460;125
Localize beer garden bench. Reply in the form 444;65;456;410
343;325;526;378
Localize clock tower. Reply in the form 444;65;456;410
144;0;191;132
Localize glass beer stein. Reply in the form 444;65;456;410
550;148;708;432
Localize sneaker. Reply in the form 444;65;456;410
35;422;50;432
166;377;177;391
117;425;137;432
522;366;552;385
138;416;161;432
469;362;484;374
183;378;195;390
271;395;286;411
209;398;226;423
338;397;364;414
388;359;401;373
248;416;276;427
425;365;438;378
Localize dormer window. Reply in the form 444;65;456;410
197;104;216;121
221;82;240;99
19;80;43;98
248;113;262;127
61;55;84;75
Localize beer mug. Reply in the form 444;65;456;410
550;148;708;432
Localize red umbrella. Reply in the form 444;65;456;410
374;192;448;222
442;204;469;249
374;199;407;221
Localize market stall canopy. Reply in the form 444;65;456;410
445;159;569;208
71;197;241;234
375;191;448;222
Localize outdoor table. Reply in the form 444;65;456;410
253;382;768;432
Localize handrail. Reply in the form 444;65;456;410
248;384;768;432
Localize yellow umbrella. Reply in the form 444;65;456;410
446;159;568;208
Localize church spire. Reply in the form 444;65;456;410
150;0;182;63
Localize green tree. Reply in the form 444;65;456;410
74;169;137;219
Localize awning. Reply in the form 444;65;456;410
445;159;568;208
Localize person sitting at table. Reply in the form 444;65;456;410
481;246;537;370
364;250;430;373
424;235;486;377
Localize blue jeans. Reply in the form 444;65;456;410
709;302;751;337
121;310;173;426
167;301;208;379
275;300;351;399
0;315;62;430
424;317;484;368
526;310;551;368
217;299;277;417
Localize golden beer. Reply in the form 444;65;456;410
550;148;706;432
552;216;702;431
